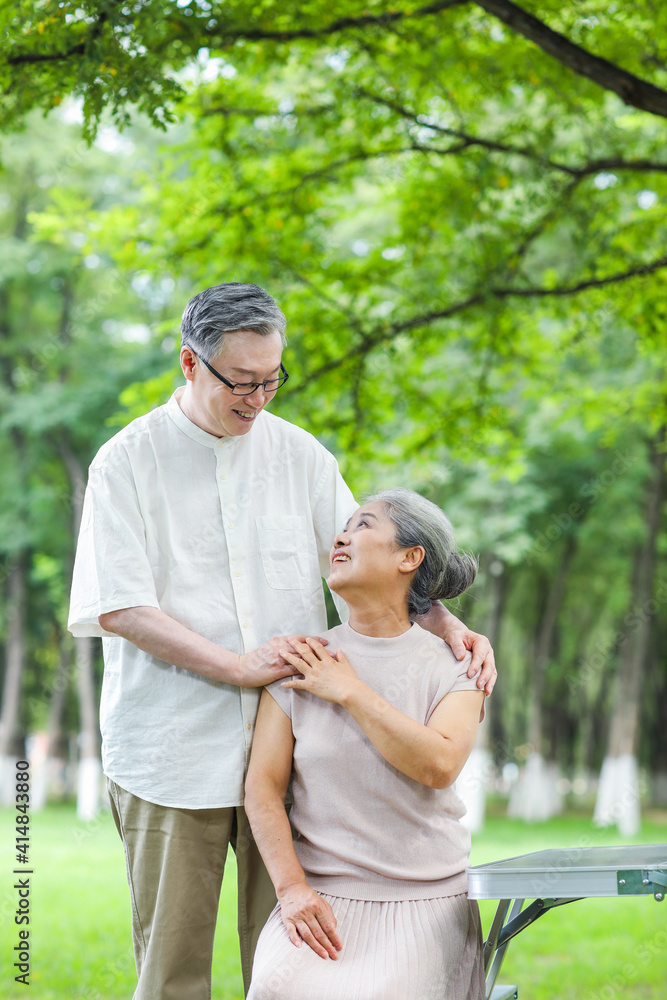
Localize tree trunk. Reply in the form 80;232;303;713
61;437;102;820
0;557;28;804
0;201;31;803
647;627;667;806
458;554;507;832
509;536;577;821
31;635;71;810
75;635;101;819
594;426;666;834
528;535;577;752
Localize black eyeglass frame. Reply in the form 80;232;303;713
189;348;289;396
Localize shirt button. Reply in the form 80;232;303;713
219;474;227;481
228;522;235;530
246;723;252;731
235;570;242;577
242;622;249;629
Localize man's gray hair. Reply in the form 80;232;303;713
365;487;478;617
180;282;287;360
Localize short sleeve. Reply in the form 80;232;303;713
67;447;160;638
264;679;293;719
447;652;486;721
424;647;486;723
449;652;483;694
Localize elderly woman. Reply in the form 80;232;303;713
245;489;486;1000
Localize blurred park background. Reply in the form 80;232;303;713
0;1;666;996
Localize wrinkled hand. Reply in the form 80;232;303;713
280;638;359;704
279;881;342;959
445;626;496;696
237;635;328;687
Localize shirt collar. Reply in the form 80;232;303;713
166;387;253;449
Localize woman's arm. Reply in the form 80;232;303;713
244;689;343;960
280;639;484;789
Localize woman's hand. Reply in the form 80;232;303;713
280;638;360;704
278;881;343;959
237;634;328;687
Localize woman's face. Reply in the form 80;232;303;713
327;501;412;596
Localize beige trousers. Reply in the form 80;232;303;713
107;779;276;1000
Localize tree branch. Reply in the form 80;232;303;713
217;0;467;42
299;254;667;384
7;10;109;66
474;0;667;119
417;143;667;176
504;255;667;298
203;93;667;182
210;146;416;218
9;0;667;135
359;88;667;175
201;102;337;119
571;157;667;177
5;0;466;65
201;105;279;118
273;258;368;339
7;42;86;66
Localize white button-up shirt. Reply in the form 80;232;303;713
68;390;356;808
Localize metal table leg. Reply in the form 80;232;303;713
482;896;581;1000
484;898;524;1000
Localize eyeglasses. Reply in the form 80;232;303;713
190;348;289;396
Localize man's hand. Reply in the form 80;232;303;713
278;881;342;959
237;635;329;687
416;603;497;695
446;624;496;695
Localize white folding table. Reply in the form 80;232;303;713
466;844;667;1000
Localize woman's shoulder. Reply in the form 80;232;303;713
321;622;470;671
411;625;474;680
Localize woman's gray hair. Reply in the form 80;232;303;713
365;487;478;616
180;282;287;361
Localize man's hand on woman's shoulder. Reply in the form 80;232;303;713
414;602;497;696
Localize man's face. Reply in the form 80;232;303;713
182;329;284;437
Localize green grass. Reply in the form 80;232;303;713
0;802;665;999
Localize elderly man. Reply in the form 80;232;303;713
68;282;495;1000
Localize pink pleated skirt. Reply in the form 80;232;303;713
247;892;485;1000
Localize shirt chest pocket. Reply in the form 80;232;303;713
255;514;309;590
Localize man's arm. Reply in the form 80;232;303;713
98;606;312;688
415;601;497;696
